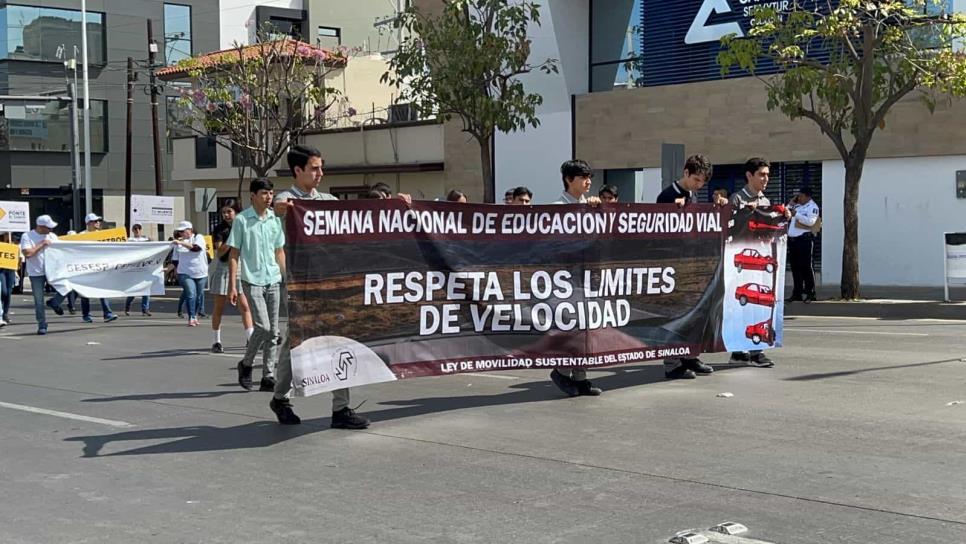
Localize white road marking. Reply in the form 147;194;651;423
470;373;520;380
790;315;965;323
186;351;241;359
0;401;134;428
785;328;929;337
697;531;776;544
0;335;25;340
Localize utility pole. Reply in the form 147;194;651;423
81;0;93;216
124;57;135;234
147;20;164;199
147;20;166;241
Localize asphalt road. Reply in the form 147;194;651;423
1;295;965;543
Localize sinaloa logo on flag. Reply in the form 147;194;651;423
686;0;744;44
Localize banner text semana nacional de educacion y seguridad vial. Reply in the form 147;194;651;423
285;200;788;397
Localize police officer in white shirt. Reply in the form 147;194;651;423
786;186;820;303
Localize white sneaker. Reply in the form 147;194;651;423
0;319;6;328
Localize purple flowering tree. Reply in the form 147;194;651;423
176;31;350;197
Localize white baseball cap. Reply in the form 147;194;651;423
177;220;193;231
36;215;58;229
84;213;102;223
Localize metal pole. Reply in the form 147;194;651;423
64;58;82;231
125;57;135;234
81;0;93;216
68;81;82;232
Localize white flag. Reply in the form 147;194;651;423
45;242;171;298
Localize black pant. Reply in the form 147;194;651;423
789;233;815;298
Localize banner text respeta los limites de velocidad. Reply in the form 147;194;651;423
283;200;789;397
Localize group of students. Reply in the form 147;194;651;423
5;144;813;430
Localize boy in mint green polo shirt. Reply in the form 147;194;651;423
228;177;286;391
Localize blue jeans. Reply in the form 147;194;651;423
0;268;14;320
67;291;77;311
179;274;207;319
29;276;64;329
81;297;113;319
125;295;150;312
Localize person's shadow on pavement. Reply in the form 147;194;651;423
65;363;674;458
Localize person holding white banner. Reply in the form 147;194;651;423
124;224;153;316
78;213;118;324
19;215;66;335
171;221;209;327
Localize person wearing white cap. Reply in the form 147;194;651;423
78;213;118;323
171;220;209;326
19;215;66;335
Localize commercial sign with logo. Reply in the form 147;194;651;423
131;194;175;225
0;200;31;232
641;0;825;87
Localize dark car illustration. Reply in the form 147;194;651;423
735;283;775;307
734;248;776;273
745;320;775;345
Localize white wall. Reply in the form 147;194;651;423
640;168;662;202
494;0;589;204
822;156;966;286
219;0;303;48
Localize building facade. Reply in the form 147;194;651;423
0;0;219;232
420;0;966;287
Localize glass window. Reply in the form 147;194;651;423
318;26;341;48
195;136;217;169
266;16;302;40
0;5;105;63
0;99;107;152
164;3;192;64
589;0;641;92
165;93;193;153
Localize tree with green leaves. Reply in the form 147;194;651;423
173;32;351;198
383;0;558;203
718;0;966;299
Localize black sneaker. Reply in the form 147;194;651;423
211;342;224;354
785;296;802;303
237;361;253;390
259;376;277;392
684;358;714;375
46;300;64;316
575;380;602;396
331;407;370;429
269;397;301;425
729;352;751;363
750;353;775;368
664;359;697;380
549;369;579;397
803;293;816;304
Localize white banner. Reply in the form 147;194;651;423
44;242;172;298
291;336;397;397
131;194;175;225
0;200;30;232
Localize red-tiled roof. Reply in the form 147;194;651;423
156;39;346;79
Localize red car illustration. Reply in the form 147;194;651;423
745;320;775;345
735;283;775;307
748;218;786;232
734;248;777;273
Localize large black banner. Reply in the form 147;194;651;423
282;200;777;396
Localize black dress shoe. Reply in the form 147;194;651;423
331;407;370;429
270;397;301;425
750;353;775;368
664;359;697;380
729;352;751;363
575;380;602;396
549;369;579;397
237;361;253;390
259;376;277;392
684;358;714;375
